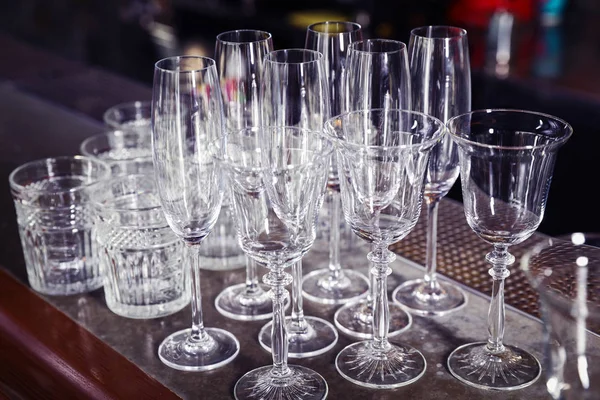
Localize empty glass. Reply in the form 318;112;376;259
521;236;600;400
217;127;332;400
9;155;110;295
80;129;154;176
327;109;445;388
393;25;471;316
151;55;239;371
302;21;370;305
213;29;277;320
103;100;152;134
94;174;189;319
446;109;572;390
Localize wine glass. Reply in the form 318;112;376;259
446;109;572;390
213;29;281;321
151;55;239;371
521;235;600;400
326;108;444;388
392;26;470;316
257;49;339;358
333;39;413;339
302;21;370;305
216;127;333;399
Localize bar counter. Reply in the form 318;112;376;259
0;33;597;399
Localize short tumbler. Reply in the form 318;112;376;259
103;100;152;134
94;174;189;319
9;155;110;295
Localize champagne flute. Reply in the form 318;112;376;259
213;29;283;320
333;39;413;339
257;49;339;358
302;21;370;305
446;109;572;390
392;26;470;316
217;127;333;399
151;56;239;371
326;109;445;388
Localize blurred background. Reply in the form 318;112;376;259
1;0;599;236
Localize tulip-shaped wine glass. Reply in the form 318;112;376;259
213;29;281;321
334;39;413;339
151;56;239;370
393;25;470;316
446;109;572;390
257;49;339;358
327;109;445;388
216;127;333;400
302;21;370;305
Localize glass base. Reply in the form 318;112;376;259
259;316;338;358
158;327;240;371
334;299;412;339
215;283;287;321
392;279;467;317
335;340;426;388
302;269;369;305
447;342;541;391
234;365;328;400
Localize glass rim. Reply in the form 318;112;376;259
306;21;362;34
9;155;110;195
79;129;152;161
154;55;216;74
410;25;468;40
520;237;600;319
325;108;445;151
216;29;272;44
93;173;162;212
103;100;151;126
265;49;323;64
446;108;573;151
348;39;407;54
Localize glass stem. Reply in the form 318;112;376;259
368;244;395;351
485;244;514;354
264;265;292;377
187;242;208;342
328;190;342;280
290;260;308;333
423;198;441;292
244;256;260;294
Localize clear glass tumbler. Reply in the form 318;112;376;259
94;174;190;319
103;100;152;134
9;155;110;295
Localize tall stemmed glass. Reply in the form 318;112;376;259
213;29;279;321
446;109;572;390
151;56;239;371
217;127;333;399
302;21;370;305
327;109;444;388
393;26;470;316
258;49;339;358
334;39;413;339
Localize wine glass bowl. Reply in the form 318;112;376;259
326;108;445;389
446;108;573;390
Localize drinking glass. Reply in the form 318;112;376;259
80;129;154;176
326;109;444;388
302;21;370;305
9;156;110;295
213;29;278;320
216;127;332;400
392;25;470;316
521;236;600;399
446;109;572;390
94;174;189;319
257;49;339;358
151;55;239;371
333;39;413;339
103;100;152;134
